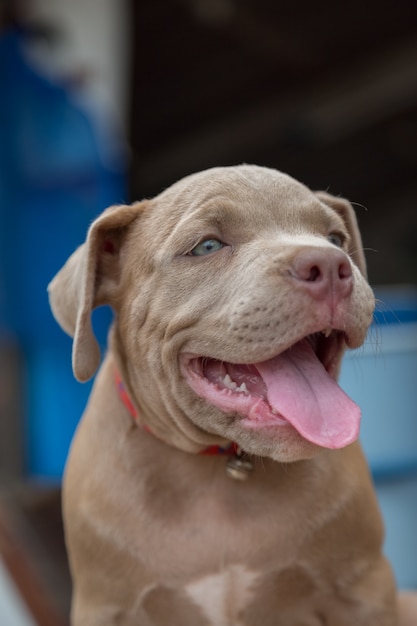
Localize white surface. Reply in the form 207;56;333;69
25;0;131;131
0;559;36;626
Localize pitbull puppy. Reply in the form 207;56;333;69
49;165;402;625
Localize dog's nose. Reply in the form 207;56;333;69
290;247;353;301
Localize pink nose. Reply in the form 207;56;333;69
290;247;353;301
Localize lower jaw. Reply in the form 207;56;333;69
227;414;321;463
180;368;323;460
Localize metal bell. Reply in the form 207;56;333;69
226;453;253;481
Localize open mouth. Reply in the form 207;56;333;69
181;330;361;450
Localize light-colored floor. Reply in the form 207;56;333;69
0;558;36;626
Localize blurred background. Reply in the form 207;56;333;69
0;0;416;623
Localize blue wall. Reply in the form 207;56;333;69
0;30;125;478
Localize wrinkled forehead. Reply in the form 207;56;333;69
149;165;336;235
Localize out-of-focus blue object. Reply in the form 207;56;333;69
0;29;125;478
340;285;417;589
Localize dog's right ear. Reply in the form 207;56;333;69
48;202;148;382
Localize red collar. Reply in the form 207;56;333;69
114;369;239;457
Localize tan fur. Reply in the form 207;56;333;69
48;165;415;625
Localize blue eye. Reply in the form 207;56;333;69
190;239;224;256
327;232;344;248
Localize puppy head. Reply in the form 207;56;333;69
49;165;375;461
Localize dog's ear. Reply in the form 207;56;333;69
48;202;147;382
315;192;367;278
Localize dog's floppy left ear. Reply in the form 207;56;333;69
315;191;368;278
48;202;147;382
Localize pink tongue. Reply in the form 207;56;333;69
255;341;360;449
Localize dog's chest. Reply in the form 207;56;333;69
140;564;326;625
184;565;259;626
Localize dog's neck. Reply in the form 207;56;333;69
114;368;254;480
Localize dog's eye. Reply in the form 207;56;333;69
327;232;345;248
190;239;224;256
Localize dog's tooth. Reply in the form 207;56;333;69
223;374;238;390
322;328;332;338
237;382;249;394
